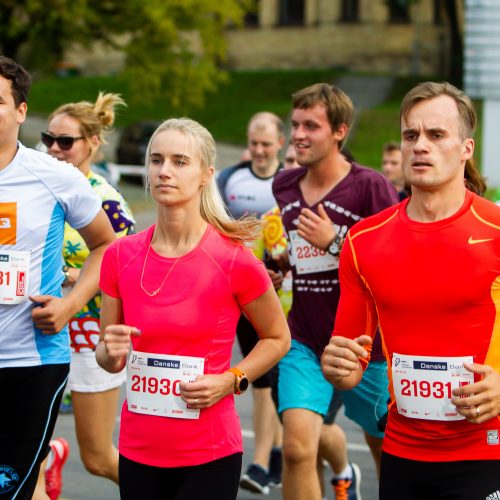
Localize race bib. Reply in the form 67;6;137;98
126;351;204;419
392;353;474;421
0;251;30;305
289;230;338;275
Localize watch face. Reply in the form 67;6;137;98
238;376;249;393
329;243;339;256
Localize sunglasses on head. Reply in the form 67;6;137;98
41;131;85;151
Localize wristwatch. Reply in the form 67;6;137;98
326;234;342;257
62;265;70;285
227;367;249;395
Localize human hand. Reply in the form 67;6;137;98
267;269;283;290
322;335;372;381
180;371;235;409
102;324;141;365
30;295;74;334
452;363;500;423
273;251;290;274
297;204;336;251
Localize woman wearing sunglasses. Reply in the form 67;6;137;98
40;92;135;498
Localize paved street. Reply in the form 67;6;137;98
54;365;378;500
52;182;378;500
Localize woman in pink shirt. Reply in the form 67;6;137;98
96;118;290;500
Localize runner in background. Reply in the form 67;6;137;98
217;112;286;494
273;83;399;499
322;81;500;500
381;142;409;200
37;93;135;499
96;118;290;500
0;56;115;500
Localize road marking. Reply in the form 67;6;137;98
242;429;369;452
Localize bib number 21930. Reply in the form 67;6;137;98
127;351;204;420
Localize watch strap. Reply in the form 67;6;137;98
227;367;244;378
326;234;342;256
226;367;247;394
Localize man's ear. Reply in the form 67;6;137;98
333;123;349;143
16;102;27;126
462;138;474;161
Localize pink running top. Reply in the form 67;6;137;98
100;224;271;467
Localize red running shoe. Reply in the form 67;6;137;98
45;437;70;500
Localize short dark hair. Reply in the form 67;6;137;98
383;141;401;154
292;83;354;148
0;56;32;106
400;81;476;140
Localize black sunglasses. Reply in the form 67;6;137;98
41;131;85;151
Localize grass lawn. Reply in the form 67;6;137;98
29;69;340;145
29;70;485;175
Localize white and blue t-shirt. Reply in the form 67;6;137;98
0;143;101;367
218;161;281;219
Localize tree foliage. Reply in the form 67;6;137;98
0;0;253;112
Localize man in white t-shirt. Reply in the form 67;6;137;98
217;112;285;494
0;56;116;500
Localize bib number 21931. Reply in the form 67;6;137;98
392;353;473;421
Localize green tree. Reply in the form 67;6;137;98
0;0;253;112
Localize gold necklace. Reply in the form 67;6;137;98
140;241;181;297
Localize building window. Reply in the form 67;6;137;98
243;0;260;27
389;1;410;23
279;0;305;26
341;0;359;23
433;0;443;25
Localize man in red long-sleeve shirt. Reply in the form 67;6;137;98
322;81;500;500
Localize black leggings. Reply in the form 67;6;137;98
119;453;242;500
380;452;500;500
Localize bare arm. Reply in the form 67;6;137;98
321;335;372;390
180;287;291;408
96;292;140;373
30;209;116;334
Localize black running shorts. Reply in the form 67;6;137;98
0;364;69;500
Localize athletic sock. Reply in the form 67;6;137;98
46;449;55;470
333;463;353;480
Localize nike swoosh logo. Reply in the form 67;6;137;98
468;236;494;245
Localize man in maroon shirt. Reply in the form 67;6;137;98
273;83;398;499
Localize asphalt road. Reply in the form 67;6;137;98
53;181;379;500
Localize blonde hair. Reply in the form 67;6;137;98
49;92;126;145
145;118;262;244
400;82;476;140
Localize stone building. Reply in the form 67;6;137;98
66;0;463;77
225;0;462;76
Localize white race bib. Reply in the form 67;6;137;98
392;353;474;421
126;351;204;419
0;251;30;305
289;230;338;275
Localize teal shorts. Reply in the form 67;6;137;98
277;339;333;417
340;360;389;438
278;340;389;438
